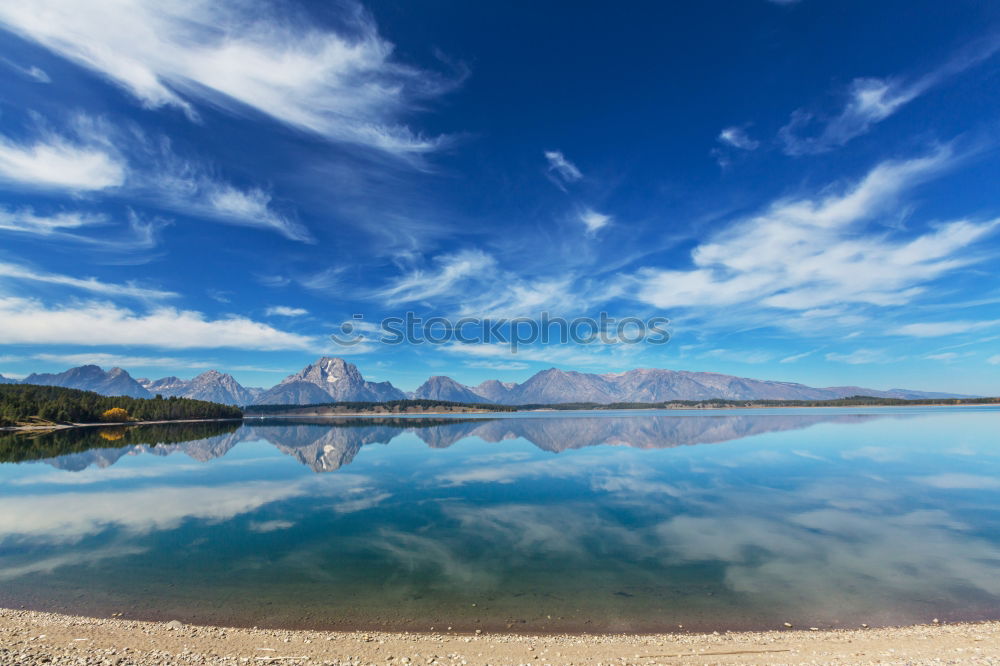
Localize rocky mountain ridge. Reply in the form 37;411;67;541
3;357;977;406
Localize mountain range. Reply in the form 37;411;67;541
137;370;263;405
410;366;973;404
0;356;977;406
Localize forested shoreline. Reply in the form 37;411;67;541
0;384;242;427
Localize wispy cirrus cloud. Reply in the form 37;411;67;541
0;116;309;242
780;349;819;363
825;348;897;365
578;208;611;234
377;249;497;305
464;360;530;371
0;261;176;300
30;352;288;373
0;297;318;350
0;130;124;191
0;57;50;82
892;320;1000;337
0;208;106;234
143;171;310;243
632;148;1000;315
717;126;760;151
779;37;1000;155
544;150;583;184
439;341;643;368
376;248;590;318
0;0;458;155
0;207;167;254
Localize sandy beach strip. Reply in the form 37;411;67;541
2;608;998;665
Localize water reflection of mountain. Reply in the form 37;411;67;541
18;413;889;473
406;413;884;453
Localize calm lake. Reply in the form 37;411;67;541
2;407;1000;633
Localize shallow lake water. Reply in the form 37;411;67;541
2;407;1000;633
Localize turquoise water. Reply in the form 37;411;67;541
1;407;1000;632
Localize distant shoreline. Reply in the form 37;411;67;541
243;401;1000;419
3;402;996;431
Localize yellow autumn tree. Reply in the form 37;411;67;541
100;407;130;423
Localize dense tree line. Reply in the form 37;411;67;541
0;384;242;427
0;421;240;463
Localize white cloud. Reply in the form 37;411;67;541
266;305;308;317
151;176;309;243
578;208;611;233
0;115;307;242
465;360;530;371
779;39;1000;155
544;150;583;182
0;297;318;350
0;207;165;253
248;520;295;533
26;353;288;373
461;277;583;319
0;132;124;190
205;185;307;242
916;474;1000;490
701;348;776;364
378;250;596;319
0;57;50;82
824;348;895;365
717;126;759;150
0;261;176;300
924;352;959;361
633;150;999;313
440;339;645;368
31;353;218;369
988;355;1000;365
0;208;106;234
378;249;497;304
891;320;1000;337
0;0;456;154
297;267;343;291
779;349;817;363
122;133;312;242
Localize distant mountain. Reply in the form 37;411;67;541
253;357;406;405
138;376;187;394
12;358;976;407
22;365;151;398
139;370;254;405
413;376;489;403
0;374;17;385
471;379;518;403
420;367;976;405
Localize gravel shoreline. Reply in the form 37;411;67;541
3;607;998;665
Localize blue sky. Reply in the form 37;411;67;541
0;0;999;393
